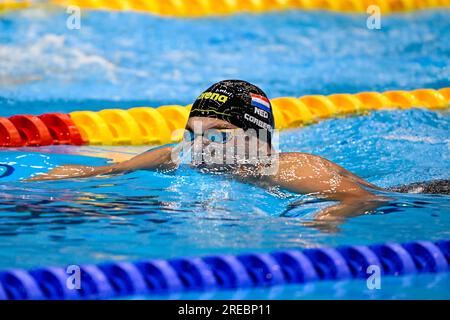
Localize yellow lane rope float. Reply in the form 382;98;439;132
1;88;449;147
0;0;31;12
51;0;450;15
54;88;450;146
2;0;450;15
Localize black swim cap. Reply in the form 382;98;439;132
189;80;275;145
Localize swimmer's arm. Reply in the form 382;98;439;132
315;194;386;220
269;152;388;220
284;175;387;231
111;145;177;172
300;196;387;233
26;146;176;181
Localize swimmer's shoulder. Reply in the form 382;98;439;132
277;152;343;174
278;152;327;163
278;152;362;174
274;152;326;175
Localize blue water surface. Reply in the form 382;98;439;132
0;7;449;111
0;7;449;299
1;109;449;268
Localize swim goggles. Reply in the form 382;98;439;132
183;129;237;144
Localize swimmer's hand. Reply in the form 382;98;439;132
25;165;113;181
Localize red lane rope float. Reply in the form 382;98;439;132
8;115;53;147
38;113;85;146
0;117;23;147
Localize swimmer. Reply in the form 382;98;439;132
28;80;449;224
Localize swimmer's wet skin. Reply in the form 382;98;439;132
27;80;449;224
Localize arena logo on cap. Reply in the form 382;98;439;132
197;92;229;103
250;93;271;113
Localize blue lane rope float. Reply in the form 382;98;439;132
0;164;14;179
0;240;448;300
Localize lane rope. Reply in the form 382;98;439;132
0;164;15;179
51;0;450;16
0;239;448;300
1;88;449;147
2;0;450;16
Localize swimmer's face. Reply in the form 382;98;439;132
182;117;271;170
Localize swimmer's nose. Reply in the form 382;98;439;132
194;135;210;147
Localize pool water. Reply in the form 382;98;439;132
0;7;449;299
141;273;450;300
1;8;449;111
1;108;449;299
